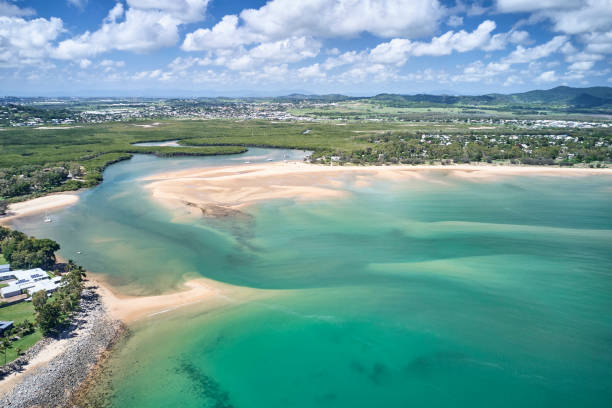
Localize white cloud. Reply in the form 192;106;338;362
323;51;365;70
503;35;568;63
0;16;64;67
168;56;211;72
244;0;444;39
582;30;612;53
498;1;612;37
182;15;265;51
568;61;595;70
536;70;558;82
452;60;511;82
412;20;498;55
79;58;92;69
54;0;210;59
546;0;612;35
249;37;320;63
105;3;124;23
220;37;320;71
298;63;326;79
0;1;35;17
182;0;446;52
368;20;517;66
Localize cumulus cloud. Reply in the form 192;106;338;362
503;35;568;63
183;0;446;52
536;70;558;82
54;0;210;59
183;15;263;51
298;63;326;79
367;20;524;66
0;16;64;67
546;0;612;35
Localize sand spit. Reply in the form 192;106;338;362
0;193;79;224
144;161;612;217
93;275;274;324
0;285;123;408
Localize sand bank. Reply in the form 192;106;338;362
92;274;274;324
0;193;79;224
144;162;612;216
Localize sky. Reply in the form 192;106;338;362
0;0;610;96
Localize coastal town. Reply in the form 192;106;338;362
1;96;610;129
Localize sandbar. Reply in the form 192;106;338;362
144;161;612;217
92;274;275;324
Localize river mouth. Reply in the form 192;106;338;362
8;149;612;408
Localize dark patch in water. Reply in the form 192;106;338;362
404;351;468;377
368;362;389;385
350;360;390;385
201;334;227;355
175;359;234;408
350;360;365;374
316;393;338;404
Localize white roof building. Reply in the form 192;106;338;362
0;268;62;299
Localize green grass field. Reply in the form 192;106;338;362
0;300;44;363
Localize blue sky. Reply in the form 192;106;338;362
0;0;610;96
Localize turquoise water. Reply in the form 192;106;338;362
10;150;612;407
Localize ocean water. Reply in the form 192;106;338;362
10;149;612;407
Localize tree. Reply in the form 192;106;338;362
32;290;47;311
35;299;61;335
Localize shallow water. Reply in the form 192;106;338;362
10;150;612;407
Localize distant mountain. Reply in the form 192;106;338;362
508;86;612;104
271;86;612;111
272;94;357;102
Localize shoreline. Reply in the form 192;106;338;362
0;284;124;408
0;192;80;224
0;272;280;405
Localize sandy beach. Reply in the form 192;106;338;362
0;193;79;224
144;161;612;216
92;274;276;324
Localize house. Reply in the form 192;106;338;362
0;321;13;336
0;268;62;299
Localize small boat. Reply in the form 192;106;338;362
244;161;251;164
76;251;82;254
43;211;52;223
267;158;274;161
